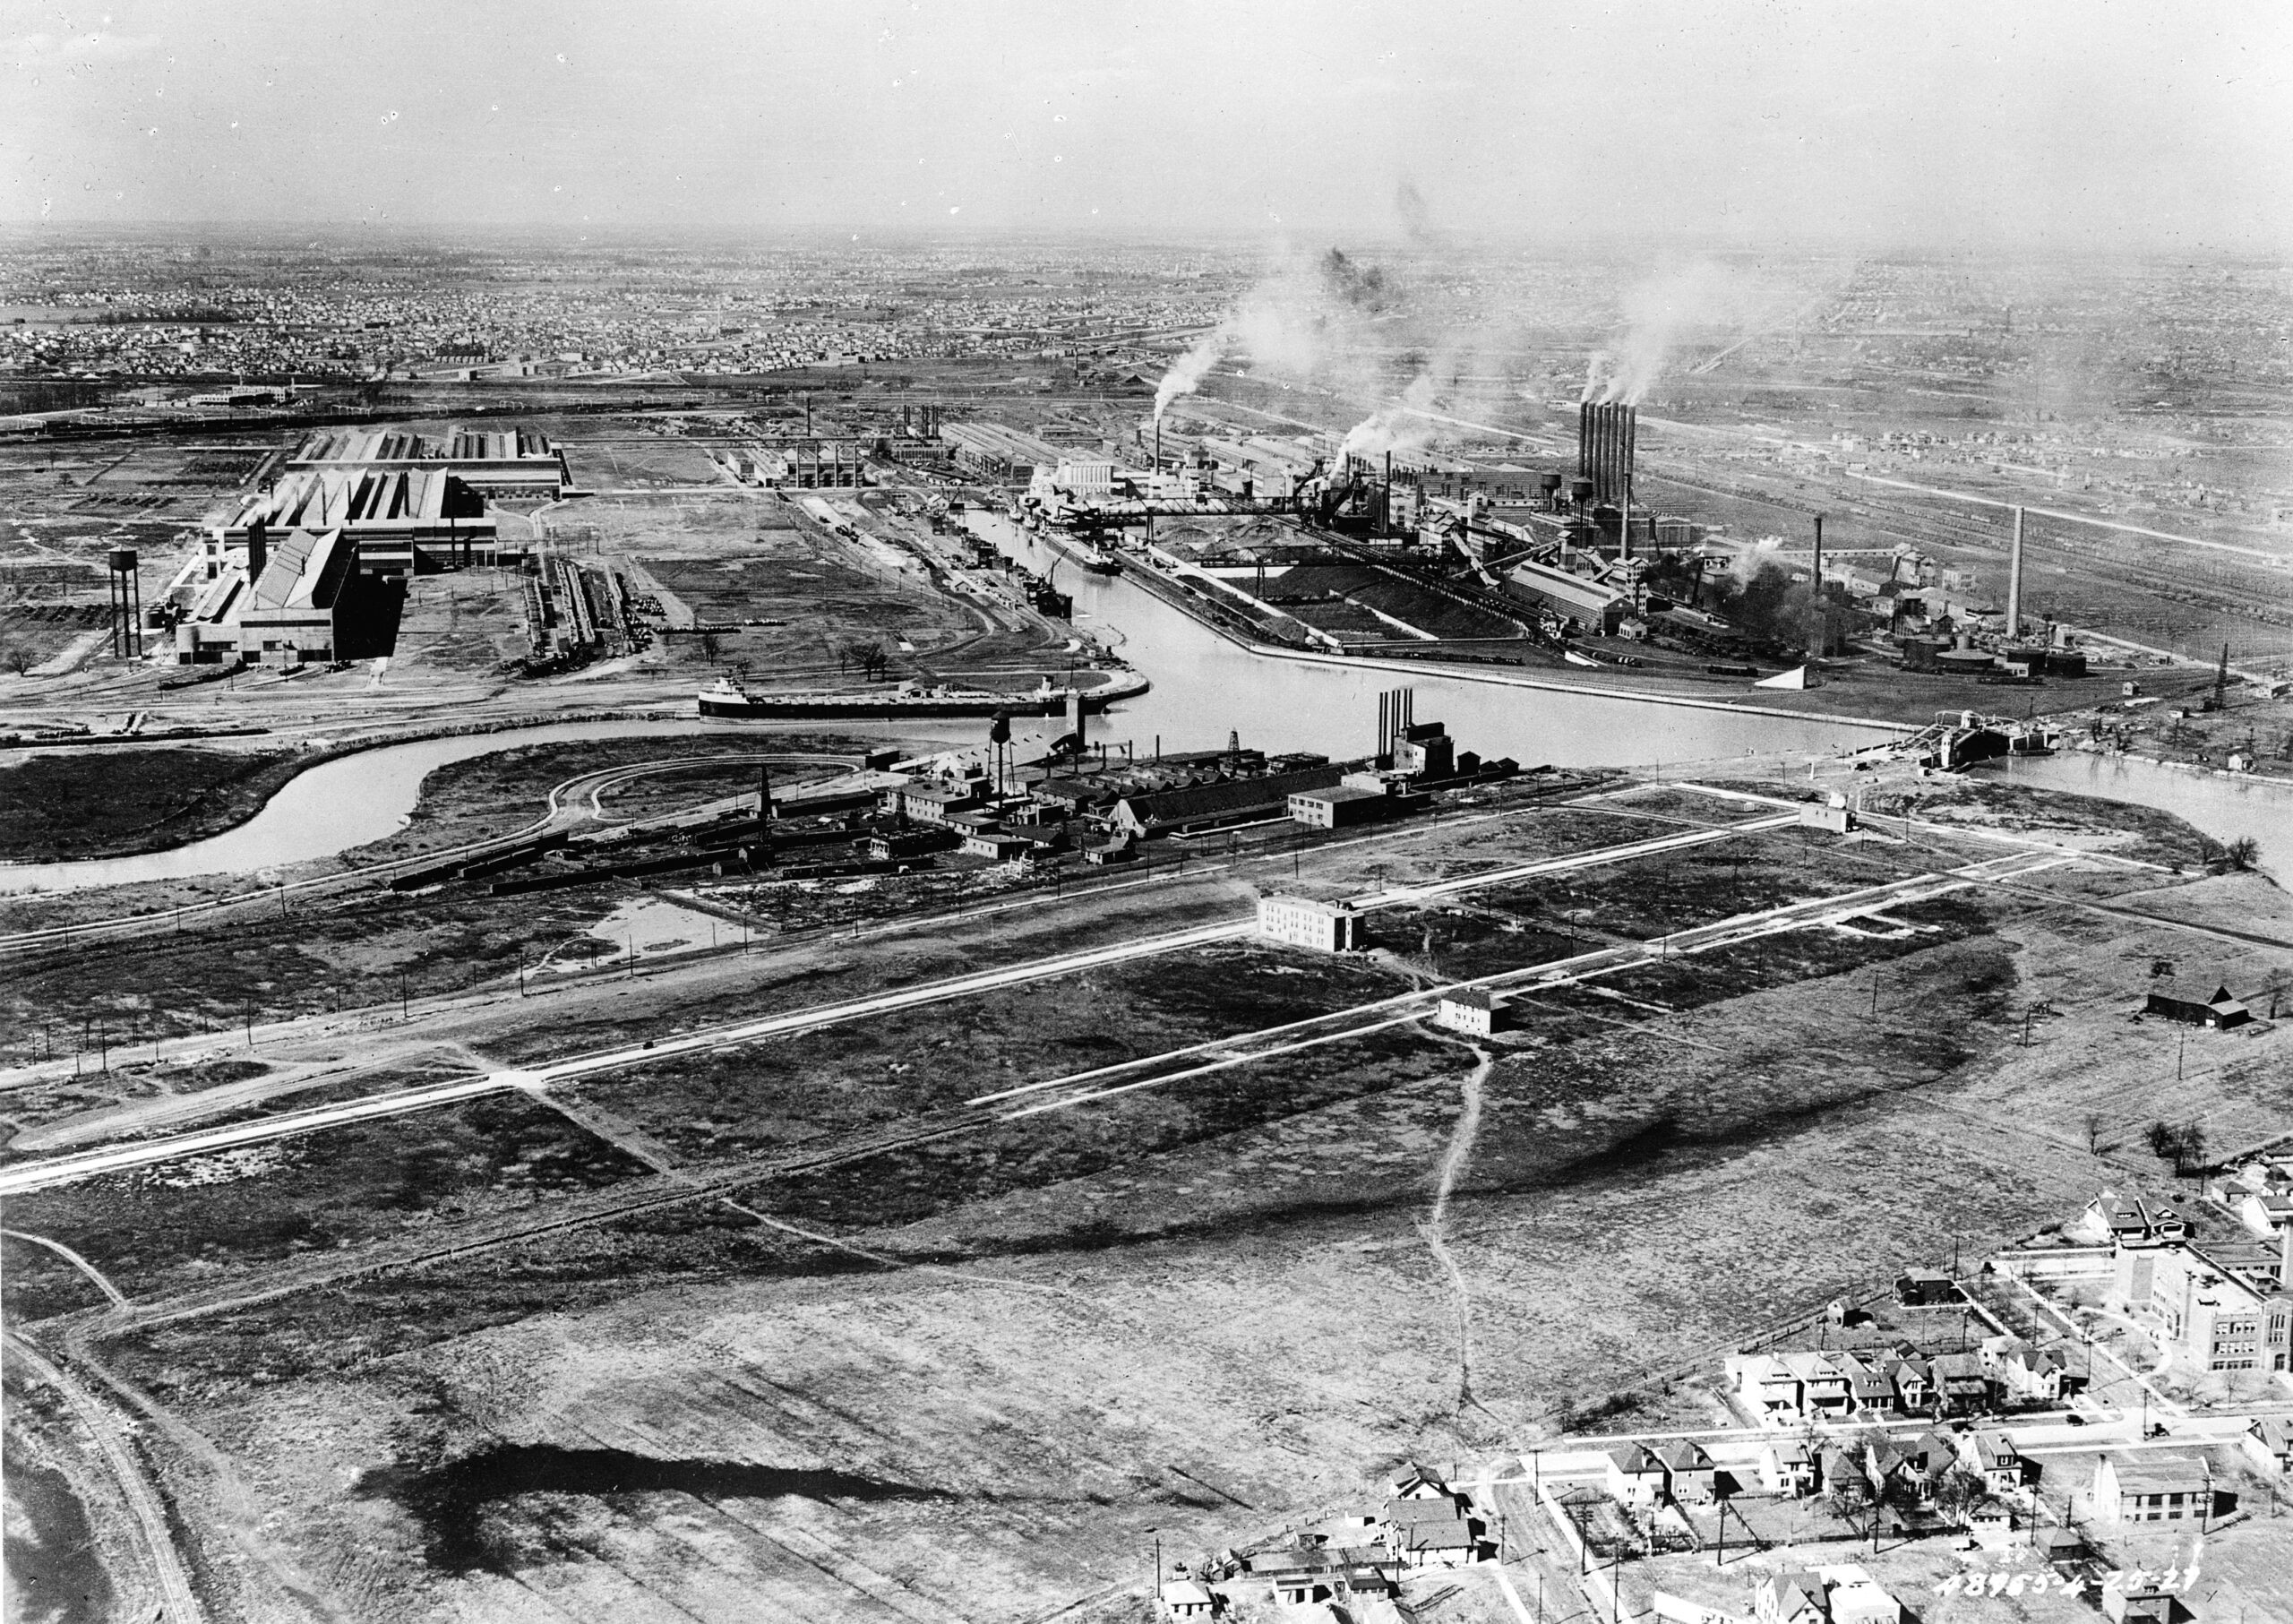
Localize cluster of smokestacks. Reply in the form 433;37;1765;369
1376;685;1416;761
1577;402;1637;511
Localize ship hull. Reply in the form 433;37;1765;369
697;675;1145;720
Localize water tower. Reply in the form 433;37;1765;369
107;547;142;659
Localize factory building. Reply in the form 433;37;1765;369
210;468;501;574
1288;778;1396;829
176;526;360;665
754;442;864;488
289;425;568;499
940;421;1065;482
1106;764;1344;837
1502;557;1628;635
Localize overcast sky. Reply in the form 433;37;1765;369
4;0;2289;253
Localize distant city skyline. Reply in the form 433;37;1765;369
4;0;2289;253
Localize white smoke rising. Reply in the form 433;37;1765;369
1579;348;1615;403
1154;328;1227;418
1594;258;1813;406
1336;373;1439;463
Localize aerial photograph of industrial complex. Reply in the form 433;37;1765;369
4;4;2292;1622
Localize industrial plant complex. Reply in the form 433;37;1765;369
3;218;2289;1624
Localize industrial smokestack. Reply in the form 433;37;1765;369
2005;506;2026;639
246;520;268;583
1809;514;1825;657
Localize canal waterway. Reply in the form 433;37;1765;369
5;514;2281;895
1981;749;2293;882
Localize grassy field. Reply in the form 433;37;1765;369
0;745;300;861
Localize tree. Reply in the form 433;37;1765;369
2221;836;2260;872
2083;1113;2108;1156
2145;1120;2183;1164
1;645;30;676
1824;1469;1876;1534
2178;1118;2209;1175
1931;1466;1990;1528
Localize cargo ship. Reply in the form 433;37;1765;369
696;672;1146;720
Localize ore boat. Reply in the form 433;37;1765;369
697;673;1146;720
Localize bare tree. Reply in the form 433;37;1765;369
2083;1112;2107;1156
1;645;30;676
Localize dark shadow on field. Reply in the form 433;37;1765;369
356;1444;960;1574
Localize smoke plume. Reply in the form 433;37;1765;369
1395;176;1434;245
1154;328;1227;418
1593;258;1816;406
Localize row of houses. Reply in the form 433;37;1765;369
1605;1426;2028;1509
1724;1333;2081;1427
2206;1154;2293;1240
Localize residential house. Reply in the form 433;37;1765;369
1786;1352;1859;1419
1762;1439;1819;1498
1993;1341;2081;1404
1865;1432;1951;1507
2236;1190;2293;1239
1842;1360;1895;1416
1884;1355;1932;1413
2243;1416;2293;1475
1160;1579;1219;1619
1726;1353;1807;1422
1980;1335;2075;1401
1603;1443;1671;1508
2091;1450;2218;1527
2078;1189;2188;1245
1957;1430;2031;1499
1816;1445;1864;1505
1651;1440;1722;1504
1387;1465;1454;1501
1378;1491;1483;1569
1752;1572;1833;1624
1927;1352;1993;1413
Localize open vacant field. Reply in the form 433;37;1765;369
4;778;2286;1624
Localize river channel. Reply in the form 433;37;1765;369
4;514;2282;894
